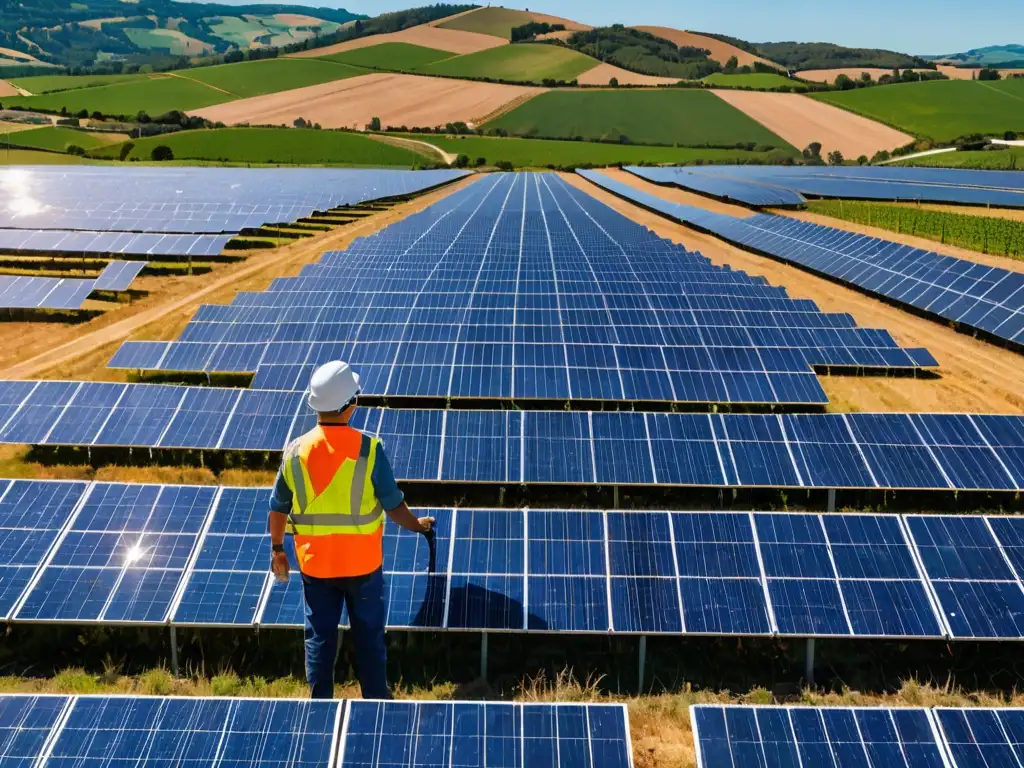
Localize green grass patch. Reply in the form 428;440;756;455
7;73;142;94
0;147;94;164
205;16;269;47
319;42;455;70
808;199;1024;260
419;44;597;83
703;72;806;90
123;28;211;56
93;127;426;166
812;79;1024;141
437;7;534;40
397;132;789;167
5;126;123;152
182;58;364;99
898;147;1024;170
2;76;230;117
483;89;795;149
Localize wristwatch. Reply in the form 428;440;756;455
272;543;285;554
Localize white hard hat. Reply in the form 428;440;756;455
306;360;361;413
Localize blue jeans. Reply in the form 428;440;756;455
301;568;391;700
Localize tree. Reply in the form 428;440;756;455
136;111;150;124
827;149;845;165
118;141;135;161
76;109;89;119
90;111;103;121
495;160;514;171
834;74;855;90
724;55;738;73
64;144;85;156
857;154;868;165
802;142;822;160
1006;131;1019;141
453;154;470;168
871;149;890;163
150;145;174;161
293;117;308;129
609;77;619;87
367;116;381;131
978;68;1001;81
860;72;873;84
475;157;486;167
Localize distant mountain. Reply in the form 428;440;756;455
0;0;364;69
923;44;1024;67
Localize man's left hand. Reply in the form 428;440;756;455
418;516;435;533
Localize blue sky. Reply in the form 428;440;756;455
206;0;1021;54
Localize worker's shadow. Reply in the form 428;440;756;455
403;573;548;631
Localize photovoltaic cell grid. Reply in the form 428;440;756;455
580;170;1024;347
93;260;147;292
0;386;1021;492
0;229;231;258
690;705;952;768
0;261;147;311
631;164;1024;209
0;167;469;234
0;694;633;768
3;479;1024;639
628;166;808;208
105;172;939;407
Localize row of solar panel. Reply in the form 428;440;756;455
3;479;1024;638
0;167;469;235
0;229;231;258
0;381;1022;491
0;261;147;310
0;694;631;768
628;167;808;208
692;705;1024;768
639;164;1024;209
579;171;1024;347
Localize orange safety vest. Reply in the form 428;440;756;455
281;424;385;579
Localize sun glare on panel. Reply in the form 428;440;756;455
124;543;150;566
0;168;46;217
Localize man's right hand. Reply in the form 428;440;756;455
272;550;290;582
418;516;435;534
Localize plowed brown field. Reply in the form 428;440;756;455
633;26;780;71
0;80;19;97
575;63;679;86
712;90;912;157
191;72;543;130
289;25;505;57
526;11;590;31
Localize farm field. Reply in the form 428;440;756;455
181;58;364;98
289;25;505;58
1;75;231;117
317;42;455;70
392;132;788;167
806;199;1024;262
899;147;1024;170
703;72;805;90
437;7;534;39
713;90;913;157
5;125;126;152
0;147;92;164
193;72;541;131
483;89;795;148
632;26;781;71
418;43;599;83
8;72;142;94
812;79;1024;141
92;127;427;167
575;63;679;86
123;28;212;56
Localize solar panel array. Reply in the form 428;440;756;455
104;172;938;408
580;170;1024;348
92;260;147;292
0;262;145;311
0;694;632;768
692;705;1024;768
631;165;1024;208
0;386;1021;491
4;479;1024;637
0;228;231;258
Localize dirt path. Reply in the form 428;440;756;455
571;170;1024;415
775;209;1024;274
369;134;455;164
1;176;478;381
712;90;913;158
163;71;235;97
192;72;543;131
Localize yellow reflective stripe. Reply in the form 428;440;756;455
349;434;372;526
288;454;309;513
290;512;384;537
289;504;384;527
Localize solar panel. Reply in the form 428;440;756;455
0;275;95;311
934;708;1024;766
580;170;1024;349
691;705;949;768
93;260;146;292
0;694;71;768
630;166;808;207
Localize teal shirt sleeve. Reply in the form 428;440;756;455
269;468;292;514
372;443;405;510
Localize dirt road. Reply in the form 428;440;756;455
573;170;1024;415
1;176;479;381
369;134;455;164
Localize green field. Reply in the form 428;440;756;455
809;199;1024;260
123;28;211;56
812;79;1024;141
318;42;454;70
419;44;597;83
899;147;1024;170
182;58;364;98
437;7;534;39
484;89;795;148
0;147;93;164
204;16;269;47
2;76;230;117
5;126;124;152
703;72;806;90
8;73;142;94
91;127;426;166
398;133;790;167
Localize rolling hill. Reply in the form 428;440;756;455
925;44;1024;68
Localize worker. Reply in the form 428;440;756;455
268;360;434;700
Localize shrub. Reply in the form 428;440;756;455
827;149;845;165
495;160;514;171
367;116;381;131
609;77;619;87
64;144;86;156
474;157;486;167
150;145;174;161
118;141;135;161
453;154;470;168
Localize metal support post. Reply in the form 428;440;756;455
613;486;620;509
805;638;815;686
169;626;179;677
638;636;647;693
827;488;836;513
480;633;489;680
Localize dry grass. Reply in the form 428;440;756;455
2;667;1021;768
